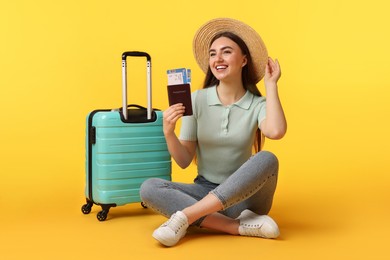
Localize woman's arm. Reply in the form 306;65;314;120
260;57;287;140
163;103;197;168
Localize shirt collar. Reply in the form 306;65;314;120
207;86;254;110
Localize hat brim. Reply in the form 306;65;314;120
193;18;268;84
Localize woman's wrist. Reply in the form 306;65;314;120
264;83;278;95
164;130;177;139
264;81;277;89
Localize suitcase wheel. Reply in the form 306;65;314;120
81;201;93;214
141;202;147;209
97;210;108;221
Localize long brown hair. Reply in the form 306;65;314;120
203;32;263;152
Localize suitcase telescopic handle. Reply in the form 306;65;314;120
121;51;152;120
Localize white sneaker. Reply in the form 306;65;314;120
237;209;280;239
152;211;189;246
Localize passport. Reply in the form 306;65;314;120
167;83;193;116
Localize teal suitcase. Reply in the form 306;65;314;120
81;52;171;221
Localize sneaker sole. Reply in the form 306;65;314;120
152;230;177;247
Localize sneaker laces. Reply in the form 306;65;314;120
161;212;188;234
240;223;266;237
237;210;279;238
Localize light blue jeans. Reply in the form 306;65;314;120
140;151;279;227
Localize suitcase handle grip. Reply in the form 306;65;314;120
122;51;151;61
121;51;152;121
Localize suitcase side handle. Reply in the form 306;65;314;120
121;51;152;121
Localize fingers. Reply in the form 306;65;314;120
265;61;271;74
267;57;276;71
264;57;282;85
163;103;185;135
267;57;281;75
163;103;185;124
274;58;281;77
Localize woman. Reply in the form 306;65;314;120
140;18;287;247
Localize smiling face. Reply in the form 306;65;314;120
208;36;248;83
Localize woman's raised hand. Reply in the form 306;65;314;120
163;103;186;136
264;57;281;86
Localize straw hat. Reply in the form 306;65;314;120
193;18;268;83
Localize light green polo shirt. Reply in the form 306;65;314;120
179;86;266;184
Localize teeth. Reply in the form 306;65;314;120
216;65;227;70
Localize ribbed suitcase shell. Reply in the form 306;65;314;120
83;109;171;220
86;109;171;200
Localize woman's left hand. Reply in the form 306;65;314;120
264;57;281;86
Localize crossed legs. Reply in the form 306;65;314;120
140;151;279;245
